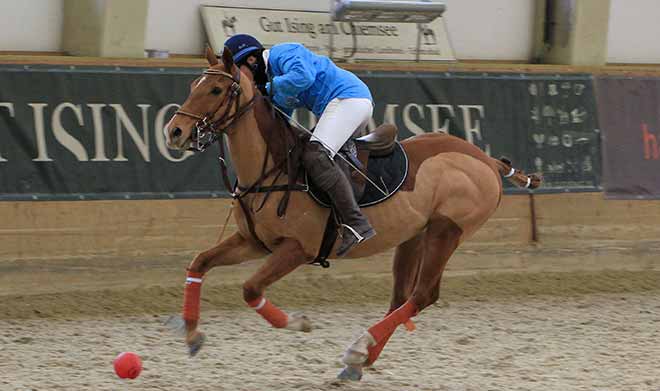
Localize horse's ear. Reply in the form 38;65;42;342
222;46;235;70
239;64;254;83
205;45;218;66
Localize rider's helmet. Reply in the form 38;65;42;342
223;34;268;88
224;34;264;65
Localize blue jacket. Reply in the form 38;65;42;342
266;43;372;117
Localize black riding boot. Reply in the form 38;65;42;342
303;142;376;257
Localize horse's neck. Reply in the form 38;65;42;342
226;95;296;188
226;113;271;187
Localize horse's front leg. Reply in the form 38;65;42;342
242;238;314;332
182;232;266;355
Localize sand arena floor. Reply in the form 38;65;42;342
1;251;659;391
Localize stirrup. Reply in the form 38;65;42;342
336;224;376;257
341;224;366;243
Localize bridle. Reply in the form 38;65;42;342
171;65;302;255
174;68;255;152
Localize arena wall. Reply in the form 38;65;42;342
606;0;660;64
2;194;659;272
0;0;63;52
4;0;660;63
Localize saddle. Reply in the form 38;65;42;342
307;123;407;208
250;98;405;265
354;123;398;157
306;123;408;267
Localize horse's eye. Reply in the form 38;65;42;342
211;87;222;95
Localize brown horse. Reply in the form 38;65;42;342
165;47;541;380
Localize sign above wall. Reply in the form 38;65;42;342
200;5;456;62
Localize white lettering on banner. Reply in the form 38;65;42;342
0;102;14;162
52;103;89;161
402;103;425;135
459;105;485;145
201;6;455;62
155;104;193;162
7;101;492;162
29;103;53;162
426;104;454;133
87;104;110;162
111;104;150;162
382;104;399;129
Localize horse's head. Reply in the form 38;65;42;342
165;46;255;151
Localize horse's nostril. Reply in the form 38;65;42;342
173;127;182;138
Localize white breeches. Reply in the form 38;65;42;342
311;98;373;158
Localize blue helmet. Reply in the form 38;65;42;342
224;34;264;64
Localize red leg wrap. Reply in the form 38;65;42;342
183;271;204;322
247;296;288;328
366;329;395;366
404;319;417;331
368;300;418;344
365;307;407;365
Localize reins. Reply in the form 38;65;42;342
174;67;306;254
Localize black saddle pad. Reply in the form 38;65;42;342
308;141;408;208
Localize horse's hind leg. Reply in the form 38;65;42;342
339;216;461;380
361;233;424;367
242;238;314;332
390;233;424;312
407;216;461;311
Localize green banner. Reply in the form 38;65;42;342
363;72;601;191
0;65;600;200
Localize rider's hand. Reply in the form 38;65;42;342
274;93;299;109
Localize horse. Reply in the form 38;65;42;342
164;47;541;380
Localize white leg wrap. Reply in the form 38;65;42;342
253;297;267;310
284;312;312;332
525;176;532;188
342;331;376;366
504;167;515;178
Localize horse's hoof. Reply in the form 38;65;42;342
337;365;363;381
163;315;186;337
285;312;312;332
187;332;206;357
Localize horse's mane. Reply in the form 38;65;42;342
252;91;305;170
250;90;306;217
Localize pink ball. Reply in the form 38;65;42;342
113;352;142;379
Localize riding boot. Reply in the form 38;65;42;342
303;142;376;257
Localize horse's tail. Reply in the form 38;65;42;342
493;157;542;190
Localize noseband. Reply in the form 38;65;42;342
175;68;255;151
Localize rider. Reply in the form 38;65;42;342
224;34;375;257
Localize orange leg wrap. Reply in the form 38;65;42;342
367;300;418;361
366;328;395;366
366;305;414;366
183;271;204;322
247;296;288;328
404;319;417;331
